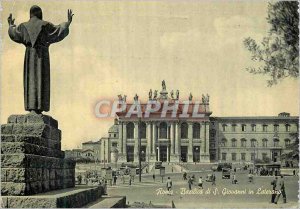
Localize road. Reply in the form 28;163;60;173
107;170;299;208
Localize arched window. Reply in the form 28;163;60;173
241;138;247;147
159;122;168;139
250;139;257;147
262;139;268;147
140;122;146;138
126;122;134;139
181;122;188;139
273;138;279;147
231;138;237;147
193;123;200;139
221;138;227;147
284;138;290;147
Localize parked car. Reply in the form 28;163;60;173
211;165;218;171
217;163;232;171
222;168;231;179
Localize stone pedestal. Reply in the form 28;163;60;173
1;113;75;196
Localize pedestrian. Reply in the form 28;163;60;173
248;171;254;183
153;174;156;182
274;175;286;204
293;170;296;176
183;172;187;180
113;175;117;185
77;174;82;185
129;177;132;186
171;167;174;173
232;173;237;184
271;176;278;203
191;174;195;185
212;173;216;186
166;177;173;193
188;177;193;190
198;176;203;189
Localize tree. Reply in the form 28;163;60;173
281;132;299;163
244;1;299;86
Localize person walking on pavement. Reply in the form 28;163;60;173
212;173;216;186
274;175;286;204
183;172;187;180
271;176;278;203
113;175;117;185
188;176;193;190
166;177;173;194
153;173;156;182
198;176;203;189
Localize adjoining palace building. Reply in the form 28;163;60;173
102;81;299;164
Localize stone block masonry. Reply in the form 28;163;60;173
1;113;76;196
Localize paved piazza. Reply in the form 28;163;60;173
108;170;299;208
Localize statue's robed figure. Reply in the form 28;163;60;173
8;5;73;113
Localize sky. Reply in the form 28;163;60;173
1;0;299;150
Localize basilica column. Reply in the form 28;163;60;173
188;122;193;162
146;122;152;159
134;122;139;162
152;123;157;161
200;121;210;162
122;122;127;161
118;122;123;154
170;123;174;154
175;122;181;162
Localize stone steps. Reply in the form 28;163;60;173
85;195;126;208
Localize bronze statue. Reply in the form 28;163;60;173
8;5;74;114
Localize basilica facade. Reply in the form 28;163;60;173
106;81;298;164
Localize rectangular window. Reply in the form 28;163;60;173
241;153;246;161
274;125;279;132
231;125;236;132
251;125;256;132
222;153;227;161
222;124;227;132
242;124;246;132
263;125;268;132
262;153;267;161
232;153;236;161
251;153;255;161
285;125;290;132
274;140;279;147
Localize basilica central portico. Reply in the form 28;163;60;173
115;81;212;163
